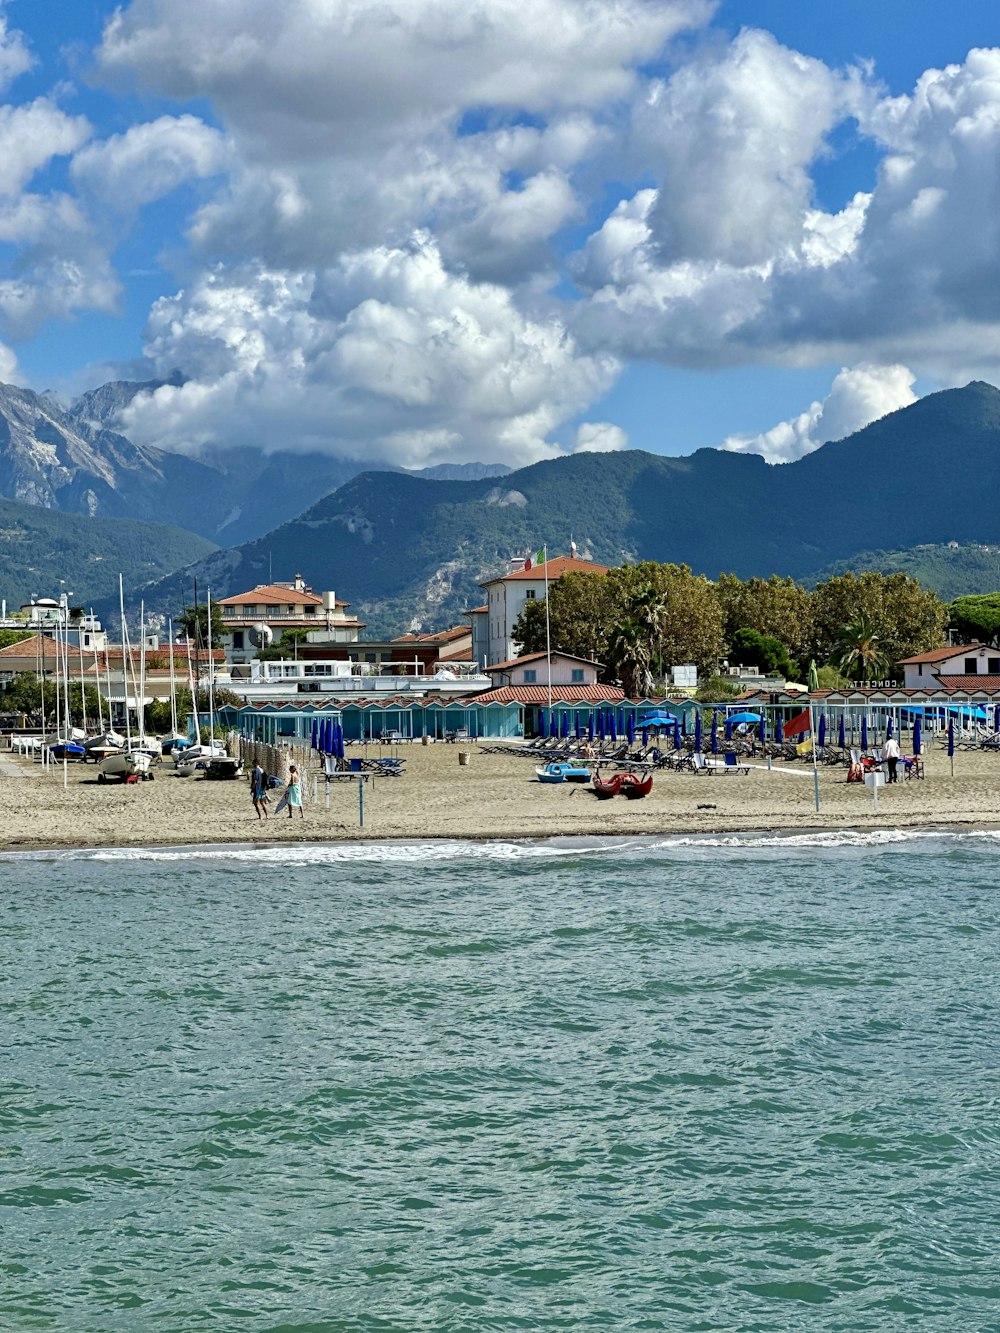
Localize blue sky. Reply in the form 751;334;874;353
1;1;999;467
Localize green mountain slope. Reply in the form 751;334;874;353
120;381;1000;635
0;499;218;610
811;542;1000;602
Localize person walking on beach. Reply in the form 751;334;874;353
884;734;901;783
250;760;269;819
285;764;304;819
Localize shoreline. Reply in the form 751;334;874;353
2;739;998;855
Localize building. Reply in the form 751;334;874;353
470;553;610;668
898;643;1000;690
475;650;624;736
216;574;364;664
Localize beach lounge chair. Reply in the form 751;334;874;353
723;752;750;775
690;752;714;775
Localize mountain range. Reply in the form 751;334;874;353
5;376;1000;635
127;381;1000;636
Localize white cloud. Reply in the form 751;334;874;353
0;12;31;92
0;99;90;198
117;237;620;469
0;336;17;380
721;363;917;463
71;115;229;209
573;421;629;453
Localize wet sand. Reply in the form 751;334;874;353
0;740;994;853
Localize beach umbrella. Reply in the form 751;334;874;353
995;704;1000;732
948;719;955;759
560;711;569;739
913;717;922;755
588;713;595;742
711;710;719;754
681;711;688;737
322;717;332;754
887;717;894;739
838;715;846;749
642;725;649;747
310;718;319;750
694;710;702;751
609;712;618;743
759;716;767;745
550;712;558;738
861;716;868;749
598;710;605;741
818;714;826;749
775;716;784;744
808;658;820;692
673;717;682;750
627;714;636;745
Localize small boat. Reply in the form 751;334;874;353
98;749;153;783
536;761;592;784
173;740;227;767
204;756;244;780
49;740;86;761
591;772;624;798
620;772;653;799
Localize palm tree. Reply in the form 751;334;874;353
607;615;654;697
833;617;889;682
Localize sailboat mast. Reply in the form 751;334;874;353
168;617;178;738
206;589;216;748
119;574;132;750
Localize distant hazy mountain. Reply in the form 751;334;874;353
128;381;1000;636
0;495;216;610
411;462;511;481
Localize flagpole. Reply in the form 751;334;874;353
543;545;552;714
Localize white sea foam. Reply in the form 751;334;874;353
6;826;1000;866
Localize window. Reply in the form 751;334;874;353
267;605;279;616
990;658;1000;674
525;589;536;600
965;658;977;674
523;669;537;683
365;653;376;663
571;668;584;683
917;663;923;675
233;631;244;649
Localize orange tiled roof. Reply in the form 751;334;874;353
464;603;488;615
935;675;1000;690
898;644;983;664
217;584;324;607
488;650;600;672
481;556;609;586
472;684;624;705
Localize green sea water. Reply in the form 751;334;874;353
2;832;998;1331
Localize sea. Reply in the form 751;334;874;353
2;831;998;1332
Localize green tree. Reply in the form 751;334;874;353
811;571;946;669
833;617;889;682
729;627;796;680
716;574;814;663
0;629;33;649
258;627;311;660
0;672;56;722
948;593;1000;645
177;601;226;646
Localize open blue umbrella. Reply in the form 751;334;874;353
913;717;922;755
711;710;719;755
818;714;826;749
838;715;846;749
694;710;702;751
861;716;868;749
673;717;682;750
775;716;784;744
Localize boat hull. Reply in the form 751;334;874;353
99;750;153;783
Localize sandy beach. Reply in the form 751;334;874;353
0;739;995;852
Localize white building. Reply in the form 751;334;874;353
470;554;609;668
898;643;1000;690
216;574;363;664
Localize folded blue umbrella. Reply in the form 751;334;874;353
694;710;702;750
818;714;826;748
673;718;681;750
913;717;922;755
711;710;719;754
775;716;784;743
861;717;868;749
838;716;846;749
948;719;955;758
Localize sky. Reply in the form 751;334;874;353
1;0;999;470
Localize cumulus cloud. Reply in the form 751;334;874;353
573;422;629;453
0;11;31;92
0;336;17;380
0;99;90;198
116;237;620;469
71;115;229;209
722;363;917;463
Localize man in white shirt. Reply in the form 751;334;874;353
884;734;901;783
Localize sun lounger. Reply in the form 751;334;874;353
723;752;750;775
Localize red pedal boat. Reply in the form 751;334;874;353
620;772;653;799
591;772;623;798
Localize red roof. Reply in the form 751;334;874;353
471;684;624;705
217;584;324;607
934;675;1000;690
488;650;600;672
0;633;57;659
898;644;983;664
481;556;609;586
464;603;488;615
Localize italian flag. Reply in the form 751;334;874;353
524;546;546;570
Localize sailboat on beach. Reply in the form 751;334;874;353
98;577;154;783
